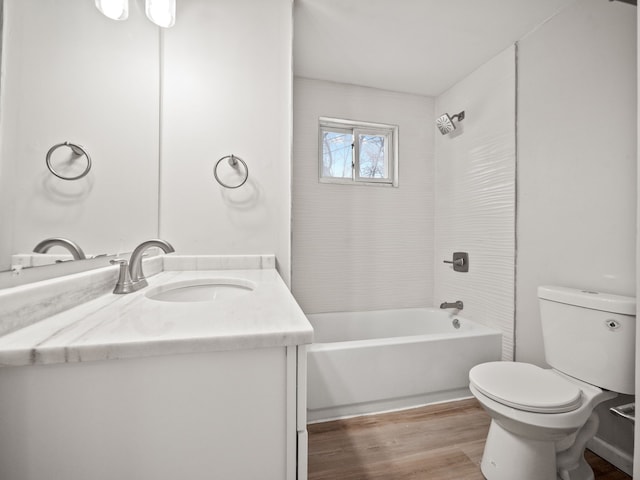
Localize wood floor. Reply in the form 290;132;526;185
307;398;631;480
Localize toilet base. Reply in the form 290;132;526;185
480;415;599;480
556;411;599;480
480;420;557;480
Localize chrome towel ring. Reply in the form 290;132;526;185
45;142;92;181
214;154;249;189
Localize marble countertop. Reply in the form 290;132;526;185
0;256;313;367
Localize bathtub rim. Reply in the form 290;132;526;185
308;328;501;352
306;310;501;352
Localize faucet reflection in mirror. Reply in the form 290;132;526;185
95;0;176;27
33;238;86;261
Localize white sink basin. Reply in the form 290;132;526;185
145;278;255;303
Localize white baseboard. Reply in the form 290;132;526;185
587;435;633;476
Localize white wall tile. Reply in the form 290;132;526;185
434;46;516;360
292;79;435;313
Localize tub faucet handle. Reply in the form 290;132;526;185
443;258;464;266
443;252;469;272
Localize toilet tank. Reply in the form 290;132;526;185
538;286;636;395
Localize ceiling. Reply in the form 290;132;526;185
293;0;577;97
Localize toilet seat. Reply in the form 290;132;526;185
469;362;583;413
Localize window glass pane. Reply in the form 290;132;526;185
358;134;388;179
321;130;352;178
319;118;397;186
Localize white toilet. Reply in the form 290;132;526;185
469;286;635;480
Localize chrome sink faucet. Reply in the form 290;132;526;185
111;239;175;294
129;239;175;289
33;237;86;260
440;300;463;310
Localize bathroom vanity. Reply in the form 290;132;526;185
0;255;312;480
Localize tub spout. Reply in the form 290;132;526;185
440;300;463;310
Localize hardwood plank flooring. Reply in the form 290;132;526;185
308;398;631;480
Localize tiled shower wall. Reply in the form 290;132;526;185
434;46;516;360
292;78;435;313
292;53;516;361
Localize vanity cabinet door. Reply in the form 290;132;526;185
0;348;290;480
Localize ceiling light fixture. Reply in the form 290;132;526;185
95;0;128;21
145;0;176;28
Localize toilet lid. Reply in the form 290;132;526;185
469;362;583;413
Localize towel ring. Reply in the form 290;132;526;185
45;142;92;181
213;154;249;189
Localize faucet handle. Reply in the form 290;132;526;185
443;258;464;266
443;252;469;272
110;259;135;294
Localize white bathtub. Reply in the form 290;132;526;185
306;308;502;422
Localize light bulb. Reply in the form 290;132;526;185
146;0;176;28
95;0;128;21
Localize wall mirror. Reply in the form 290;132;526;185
0;0;160;285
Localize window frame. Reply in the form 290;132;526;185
318;117;399;187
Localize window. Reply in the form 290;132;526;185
319;117;398;187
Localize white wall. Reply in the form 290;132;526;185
516;0;636;365
0;0;159;269
160;0;293;284
434;46;516;360
635;4;640;476
292;78;434;313
518;0;636;470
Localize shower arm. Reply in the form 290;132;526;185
451;111;466;122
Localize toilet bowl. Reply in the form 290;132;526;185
470;362;617;480
469;286;635;480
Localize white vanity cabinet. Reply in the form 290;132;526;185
0;259;312;480
0;345;308;480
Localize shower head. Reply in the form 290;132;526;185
436;111;465;135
